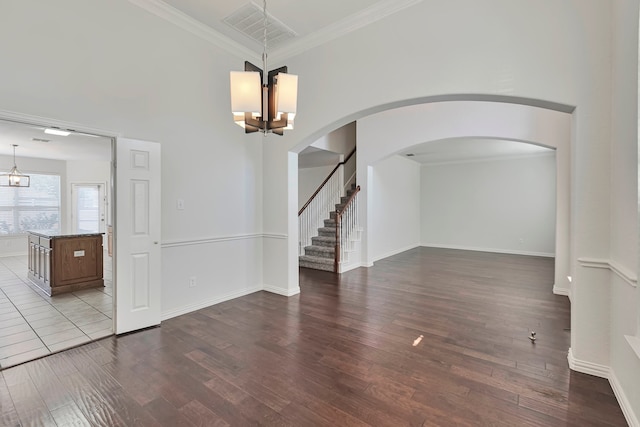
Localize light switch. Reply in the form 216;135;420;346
177;199;185;210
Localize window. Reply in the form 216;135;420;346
0;174;61;235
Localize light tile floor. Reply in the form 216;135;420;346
0;253;113;369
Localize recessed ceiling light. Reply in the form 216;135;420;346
44;128;70;136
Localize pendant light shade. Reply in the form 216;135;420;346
230;71;262;117
275;72;298;123
0;145;30;187
229;0;298;135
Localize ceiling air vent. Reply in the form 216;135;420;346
32;138;51;143
223;2;297;48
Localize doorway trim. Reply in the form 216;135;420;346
0;109;121;333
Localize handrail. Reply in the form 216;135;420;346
335;185;360;216
335;185;360;272
298;147;356;216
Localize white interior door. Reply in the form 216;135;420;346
71;183;106;233
115;137;161;334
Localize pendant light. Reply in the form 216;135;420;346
1;145;30;187
229;0;298;135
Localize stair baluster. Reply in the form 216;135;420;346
335;186;360;271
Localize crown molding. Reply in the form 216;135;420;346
270;0;423;63
128;0;423;65
127;0;260;62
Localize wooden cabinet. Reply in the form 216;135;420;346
28;231;104;296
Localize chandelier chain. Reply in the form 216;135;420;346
262;0;268;86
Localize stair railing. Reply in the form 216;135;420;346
335;185;360;272
298;148;356;256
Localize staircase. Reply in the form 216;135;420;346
299;184;358;272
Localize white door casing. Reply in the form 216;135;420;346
115;138;161;334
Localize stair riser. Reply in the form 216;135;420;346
305;248;334;259
318;229;335;237
312;238;335;248
299;260;335;272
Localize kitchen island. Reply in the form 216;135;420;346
28;231;104;296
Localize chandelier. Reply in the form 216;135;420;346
0;144;30;187
229;0;298;135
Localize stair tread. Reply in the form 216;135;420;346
305;245;334;253
312;235;336;242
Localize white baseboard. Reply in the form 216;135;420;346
421;243;554;258
609;369;640;427
552;285;570;297
263;285;300;297
568;348;640;427
161;286;262;321
372;243;421;263
567;348;610;378
339;263;361;273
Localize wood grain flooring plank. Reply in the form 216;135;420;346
0;372;21;427
179;399;230;427
49;401;92;427
0;248;629;426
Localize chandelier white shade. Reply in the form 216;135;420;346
275;72;298;122
229;0;298;135
230;71;261;117
230;63;298;135
0;145;30;187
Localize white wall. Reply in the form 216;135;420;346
608;0;640;425
421;153;556;257
370;155;421;261
311;122;356;155
0;155;67;257
0;0;264;316
298;165;334;211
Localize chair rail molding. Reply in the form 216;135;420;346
577;257;637;288
162;233;287;248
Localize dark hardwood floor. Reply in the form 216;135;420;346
0;247;627;426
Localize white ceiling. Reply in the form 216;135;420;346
162;0;379;48
398;138;555;165
0;120;111;162
134;0;422;60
